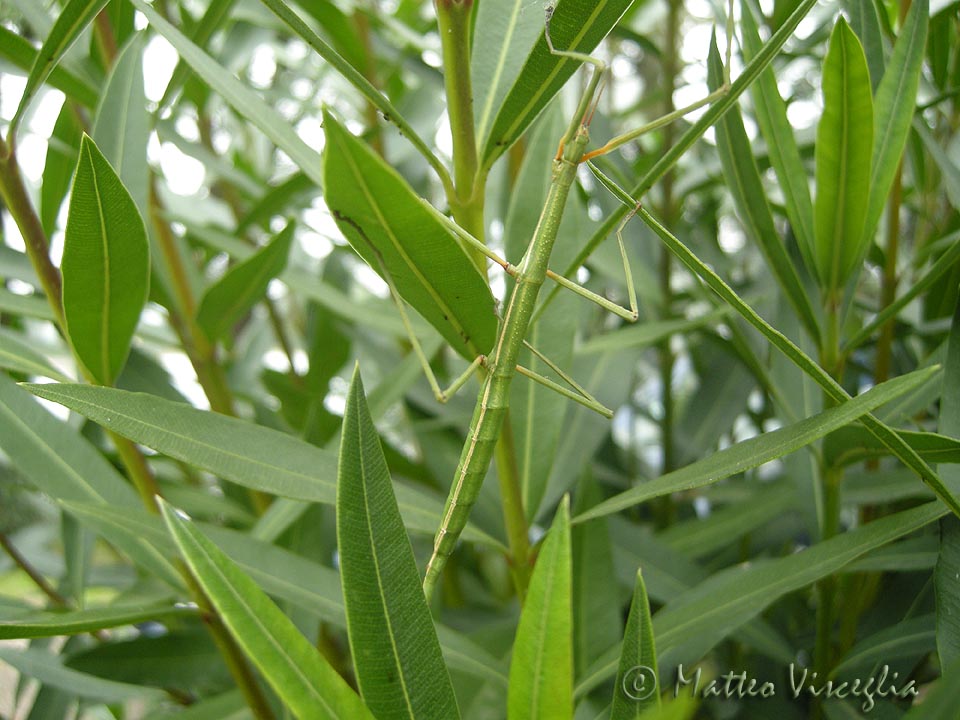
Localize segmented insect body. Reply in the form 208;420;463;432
422;124;592;599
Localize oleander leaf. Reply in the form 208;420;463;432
62;135;149;385
707;36;819;342
92;33;150;214
159;499;375;719
610;570;660;720
575;368;937;522
739;0;816;272
337;368;460;719
0;646;164;703
480;0;633;169
323;110;497;359
23;383;502;548
0;603;195;640
8;0;110;138
508;496;573;720
936;297;960;669
196;223;294;342
813;18;874;291
862;0;929;246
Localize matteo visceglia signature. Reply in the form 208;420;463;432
622;663;919;712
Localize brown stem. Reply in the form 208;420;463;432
0;531;69;607
0;139;64;328
94;9;119;67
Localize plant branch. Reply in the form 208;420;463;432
0;531;69;608
435;0;486;271
0;139;64;329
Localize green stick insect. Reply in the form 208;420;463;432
326;2;735;600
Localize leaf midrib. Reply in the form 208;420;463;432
476;0;527;144
353;412;418;719
86;146;114;383
496;0;610;147
333;130;477;356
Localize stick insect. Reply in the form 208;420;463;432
336;2;735;600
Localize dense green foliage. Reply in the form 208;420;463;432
1;0;960;718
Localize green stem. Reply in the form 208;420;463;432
436;0;478;197
183;566;276;720
434;0;532;599
494;411;532;601
813;288;846;717
814;465;842;680
435;0;486;271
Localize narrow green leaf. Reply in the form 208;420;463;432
707;36;820;341
60;511;91;605
936;297;960;669
23;383;502;547
481;0;634;168
197;223;294;341
159;499;374;719
0;376;137;507
631;199;960;519
160;0;238;108
62;135;149;385
472;0;547;149
611;570;660;720
323;111;497;360
238;171;315;233
257;0;450;189
66;627;229;693
844;229;960;352
92;33;150;215
813;18;874;291
8;0;110;139
825;426;960;468
654;504;946;666
0;288;56;320
0;328;71;382
658;482;795;560
64;501;508;686
41;102;83;236
0;378;182;587
128;0;324;187
337;367;460;719
844;0;885;90
0;647;163;703
832;615;934;676
740;0;816;274
915;119;960;211
0;604;195;640
578;309;731;355
0;26;98;108
508;496;573;720
580;502;947;689
575;367;937;522
862;0;929;245
572;477;622;677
